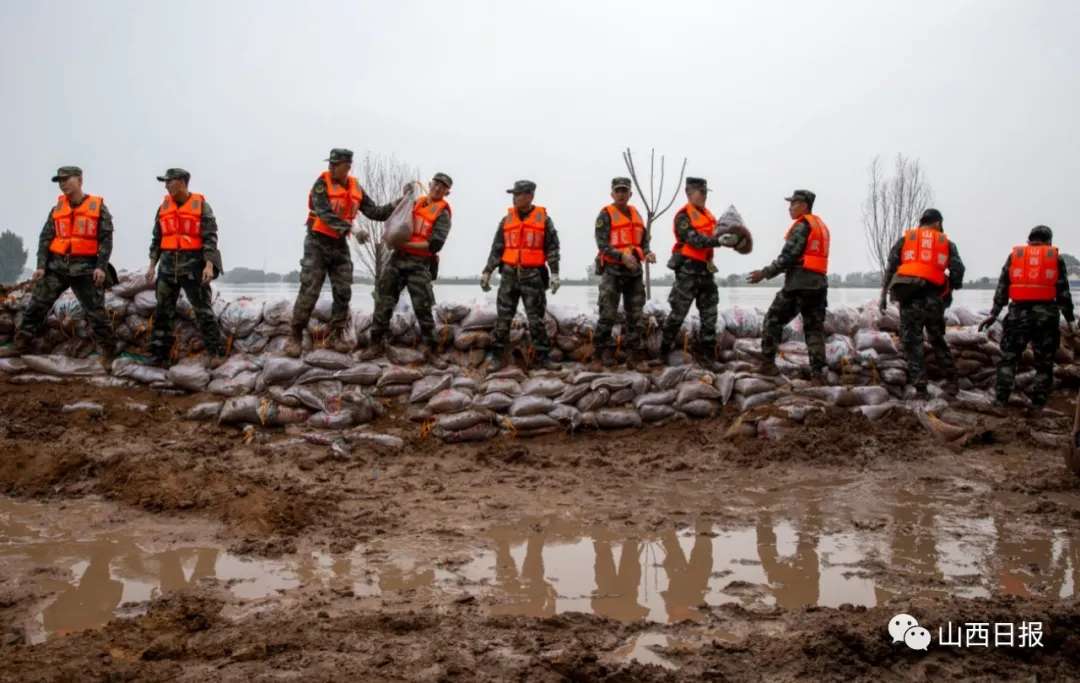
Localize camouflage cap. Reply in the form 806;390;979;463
156;168;191;183
611;177;633;190
324;148;354;164
685;177;709;192
1029;225;1053;243
432;172;453;188
784;189;816;205
506;180;537;194
51;166;83;182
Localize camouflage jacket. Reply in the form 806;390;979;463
36;195;114;276
760;220;828;291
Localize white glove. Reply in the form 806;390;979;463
549;275;561;294
480;271;492;292
717;233;741;248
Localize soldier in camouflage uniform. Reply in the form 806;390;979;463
592;176;656;371
480;180;561;372
361;173;453;365
145;168;226;367
285;148;402;357
880;208;965;398
660;177;744;370
7;166;117;364
979;225;1076;409
749;189;830;381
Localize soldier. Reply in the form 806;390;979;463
145;168;226;367
979;225;1076;409
591;176;656;371
360;173;453;364
284;148;401;357
748;189;830;381
658;177;741;371
6;166;117;364
879;208;964;398
480;180;560;372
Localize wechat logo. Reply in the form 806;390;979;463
889;613;932;651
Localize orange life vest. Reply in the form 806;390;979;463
158;192;205;251
501;206;547;268
672;203;716;263
399;196;450;259
785;214;830;275
600;204;646;265
49;194;102;257
896;227;950;286
1008;244;1058;302
307;171;363;239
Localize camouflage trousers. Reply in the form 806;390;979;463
491;267;550;355
996;302;1061;406
661;270;719;350
370;256;437;347
594;267;646;352
762;288;827;371
290;232;353;332
899;292;955;388
149;269;225;360
17;268;115;351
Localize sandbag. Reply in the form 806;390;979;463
522;376;566;398
854;329;898;355
734;390;781;412
715;371;736;404
335;363;382;385
307;410;356;430
733;376;775;397
435;301;471;325
461;304;498;331
577;388;610;412
548;404;583;429
453;330;492;351
113;361;167;385
595;408;642;430
509;395;555;417
382;181;422;247
285;381;344;413
211;355;260;380
640;404;678;422
680;400;716;419
757;416;794;440
22;354;105;377
590;374;633;391
437;423;500;443
207;370;257;397
507;414;560;432
377;365;423;387
474;392;514;413
427;389;472;414
294;367;338;385
0;358;27;374
305;349;354;370
410;373;453;403
481;378;522;396
675;380;723;407
132;290;158;317
185;401;223;421
608;387;636;406
262;299;293;326
656;366;691;390
167;363;211;392
725;306;762;338
554;383;591;405
111;272;155;298
851;385;891;406
633;390;676;410
257;357;307;388
344;430;405;450
9;374;65;385
436;410;493;432
452;376;478;392
387;346;425;366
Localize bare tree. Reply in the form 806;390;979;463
862;154;935;276
350;153;420;284
622;148;687;298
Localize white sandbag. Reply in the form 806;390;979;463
452;376;478;392
382;181;422;248
207;370;257;397
855;403;895;421
509;395;555;417
735;390;781;412
133;290;158;317
481;378;522;396
675;380;723;407
294;367;338;385
438;423;500;443
219;298;264;338
825;335;857;368
507;414;560;432
555;383;591;405
113;361;167;385
725;306;763;338
824;306;859;337
211;355;260;380
473;392;514;413
387;346;425;366
427;389;472;414
22;354;105;377
590;374;633;391
377;365;423;388
548;404;583;429
436;410;493;431
257;357;307;388
111;272;155;299
633;390;677;410
185;401;223;421
715;371;736;405
640;404;678;422
656;366;691;390
680;400;716;419
61;401;104;415
522;376;566;397
307;410;356;430
344;430;405;450
305;349;354;370
461;304;499;331
851;385;891;406
576;388;610;412
945;327;987;348
335;363;382;385
262;299;293;326
0;358;27;374
167;363;211;392
410;374;453;403
608;387;637;406
733;376;776;397
567;370;608;385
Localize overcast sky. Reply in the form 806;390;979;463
2;0;1077;279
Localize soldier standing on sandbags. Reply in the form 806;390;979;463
360;173;453;365
879;208;964;399
4;166;117;365
144;168;227;368
480;180;561;372
658;177;741;371
749;189;830;382
591;176;655;371
979;225;1076;410
285;148;402;358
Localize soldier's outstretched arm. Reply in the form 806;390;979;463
760;222;809;279
358;192;398;222
989;256;1012;319
426;211;452;254
881;236;904;292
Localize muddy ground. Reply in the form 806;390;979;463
1;376;1079;681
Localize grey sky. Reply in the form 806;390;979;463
2;0;1077;279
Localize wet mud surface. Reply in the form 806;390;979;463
1;378;1079;680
